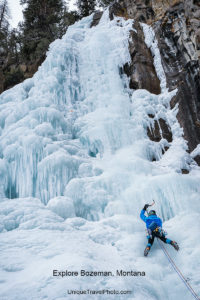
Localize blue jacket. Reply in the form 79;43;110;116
140;209;162;229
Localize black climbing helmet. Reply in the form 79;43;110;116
148;210;156;216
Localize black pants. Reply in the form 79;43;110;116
147;230;171;248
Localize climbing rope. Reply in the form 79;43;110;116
157;239;200;300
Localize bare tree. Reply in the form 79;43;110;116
0;0;10;30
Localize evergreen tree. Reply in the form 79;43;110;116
20;0;67;61
76;0;96;18
0;0;79;93
8;29;22;62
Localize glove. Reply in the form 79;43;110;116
143;204;149;211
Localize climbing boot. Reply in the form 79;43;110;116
144;246;150;256
171;241;179;251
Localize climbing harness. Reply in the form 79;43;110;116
157;239;200;300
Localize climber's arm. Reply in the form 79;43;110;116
140;209;147;222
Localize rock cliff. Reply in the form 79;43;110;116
108;0;200;164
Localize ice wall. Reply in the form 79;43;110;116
0;12;133;207
0;10;200;222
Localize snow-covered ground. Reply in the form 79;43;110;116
0;10;200;300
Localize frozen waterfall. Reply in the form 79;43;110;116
0;10;200;300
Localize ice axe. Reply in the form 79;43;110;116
147;200;155;213
144;200;155;212
149;200;155;207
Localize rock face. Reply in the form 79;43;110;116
153;0;200;154
124;22;161;94
107;0;200;163
90;11;103;27
147;118;173;143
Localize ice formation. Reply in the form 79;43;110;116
0;10;200;300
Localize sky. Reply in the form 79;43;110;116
8;0;77;28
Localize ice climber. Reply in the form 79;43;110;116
140;204;179;256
